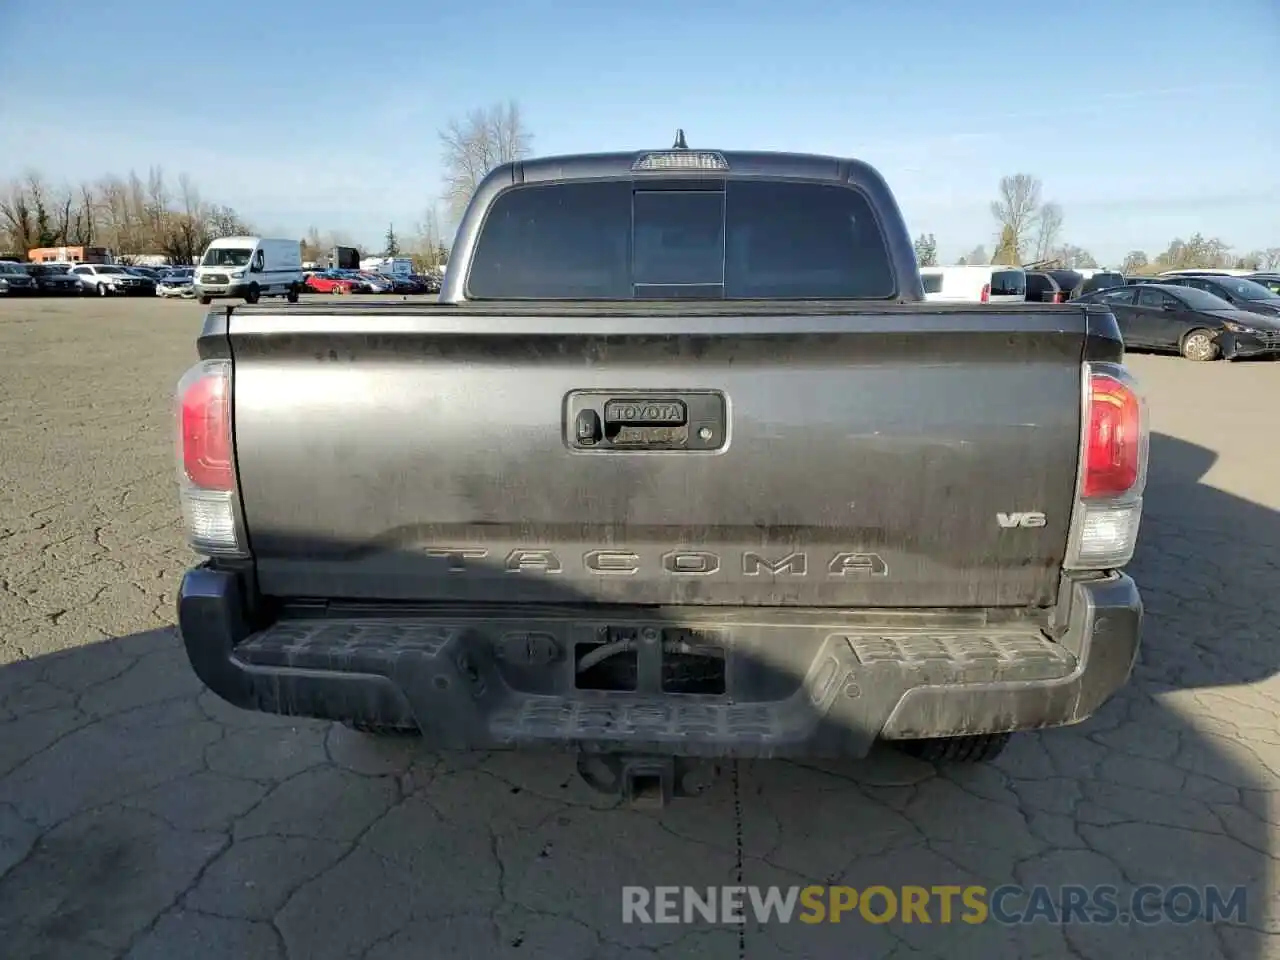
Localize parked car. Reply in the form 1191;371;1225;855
383;276;419;294
1024;271;1066;303
1157;268;1256;278
175;142;1147;808
70;263;156;296
26;263;85;296
1078;271;1125;296
411;273;442;294
1043;269;1085;299
354;271;394;293
1245;273;1280;295
157;271;196;298
0;261;38;295
303;271;353;295
1158;274;1280;317
918;265;1027;302
1078;283;1280;360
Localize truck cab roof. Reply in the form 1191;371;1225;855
443;148;921;304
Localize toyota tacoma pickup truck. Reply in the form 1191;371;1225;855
176;141;1146;804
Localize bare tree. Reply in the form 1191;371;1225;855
68;182;97;245
1153;234;1231;271
25;172;57;247
1032;202;1063;261
1050;244;1098;269
145;166;169;243
992;226;1021;265
990;174;1043;263
1121;250;1149;274
440;100;533;222
411;206;450;269
0;178;37;251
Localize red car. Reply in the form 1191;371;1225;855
304;272;353;295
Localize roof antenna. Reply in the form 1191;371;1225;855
672;128;688;149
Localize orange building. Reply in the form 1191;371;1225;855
27;245;111;264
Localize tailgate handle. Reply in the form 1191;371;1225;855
567;391;726;452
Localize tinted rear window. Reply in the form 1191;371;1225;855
466;180;895;300
1024;273;1059;300
920;272;943;294
1083;272;1124;293
990;270;1026;297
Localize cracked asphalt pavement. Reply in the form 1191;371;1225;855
1;296;1278;959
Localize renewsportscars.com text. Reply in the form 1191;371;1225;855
622;884;1248;926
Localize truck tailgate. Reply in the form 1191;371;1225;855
226;303;1086;608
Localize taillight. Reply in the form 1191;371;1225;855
175;359;245;557
980;283;991;303
1066;364;1148;570
1082;373;1141;497
181;367;232;490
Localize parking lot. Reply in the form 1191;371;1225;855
0;295;1277;959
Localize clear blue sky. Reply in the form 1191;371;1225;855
2;0;1276;263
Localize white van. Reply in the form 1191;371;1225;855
194;237;304;305
919;265;1027;303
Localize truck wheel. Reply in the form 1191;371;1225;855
244;284;260;304
198;295;212;305
1180;329;1220;362
286;286;300;304
896;733;1010;763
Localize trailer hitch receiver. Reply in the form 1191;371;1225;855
576;753;719;809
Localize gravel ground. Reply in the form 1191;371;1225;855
1;295;1277;959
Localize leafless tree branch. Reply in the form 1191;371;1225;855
439;100;533;222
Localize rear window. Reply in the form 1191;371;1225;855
920;272;943;294
466;180;896;300
990;270;1026;297
1024;273;1058;300
1082;272;1124;294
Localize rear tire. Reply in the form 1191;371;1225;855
1180;329;1221;362
896;733;1011;763
286;286;300;304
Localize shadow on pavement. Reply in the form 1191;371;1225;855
0;431;1274;959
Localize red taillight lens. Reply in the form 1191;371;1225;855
1082;372;1141;498
181;368;233;490
980;283;990;303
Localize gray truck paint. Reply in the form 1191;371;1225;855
179;148;1141;753
227;306;1085;608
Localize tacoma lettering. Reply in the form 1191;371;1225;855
742;552;808;576
584;549;640;574
424;547;887;577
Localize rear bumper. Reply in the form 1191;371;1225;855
178;569;1141;758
